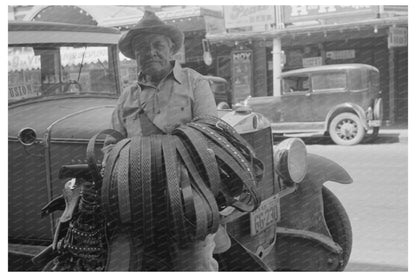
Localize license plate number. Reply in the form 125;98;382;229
250;195;280;235
368;120;381;127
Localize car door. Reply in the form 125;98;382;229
280;74;313;124
308;71;349;121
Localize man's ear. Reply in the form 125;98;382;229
170;43;176;56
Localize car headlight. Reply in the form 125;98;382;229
273;138;307;183
17;127;38;146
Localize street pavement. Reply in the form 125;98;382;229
297;130;409;272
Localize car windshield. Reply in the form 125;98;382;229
8;45;118;103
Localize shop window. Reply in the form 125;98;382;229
311;73;347;92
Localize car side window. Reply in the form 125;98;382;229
311;72;347;93
282;76;310;94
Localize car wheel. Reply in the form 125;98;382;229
322;186;352;271
329;113;365;146
217;102;231;109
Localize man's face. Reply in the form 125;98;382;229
132;34;174;79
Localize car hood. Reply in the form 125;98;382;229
247;96;282;119
8;96;118;140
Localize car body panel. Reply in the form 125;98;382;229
9;96;117;140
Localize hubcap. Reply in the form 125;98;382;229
336;119;358;141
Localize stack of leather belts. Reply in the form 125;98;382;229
87;115;263;270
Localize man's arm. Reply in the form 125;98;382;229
101;97;128;168
192;77;218;117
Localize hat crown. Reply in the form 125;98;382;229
118;9;184;59
137;10;165;28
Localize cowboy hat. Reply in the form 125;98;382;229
118;10;184;59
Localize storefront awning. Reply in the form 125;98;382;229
206;16;408;43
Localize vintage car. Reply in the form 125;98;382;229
8;20;121;270
225;64;383;146
9;21;353;271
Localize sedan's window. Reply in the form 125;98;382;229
282;76;310;94
312;73;347;92
8;46;117;103
350;68;369;90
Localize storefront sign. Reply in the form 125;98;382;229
283;5;379;23
302;57;322;68
205;16;226;35
8;84;37;101
326;50;356;60
231;50;253;102
388;27;407;48
8;48;40;71
224;6;275;30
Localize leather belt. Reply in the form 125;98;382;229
89;116;263;271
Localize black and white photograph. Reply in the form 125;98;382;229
7;3;410;272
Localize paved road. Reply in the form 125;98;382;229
295;134;408;271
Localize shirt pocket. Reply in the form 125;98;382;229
166;93;192;129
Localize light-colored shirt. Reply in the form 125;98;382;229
111;61;217;137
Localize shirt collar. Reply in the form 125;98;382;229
137;61;183;86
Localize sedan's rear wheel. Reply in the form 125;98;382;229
329;113;365;146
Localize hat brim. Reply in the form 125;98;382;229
119;25;184;60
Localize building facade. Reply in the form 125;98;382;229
206;5;408;124
9;5;408;124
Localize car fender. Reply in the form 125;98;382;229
325;102;368;131
265;153;352;271
278;152;352;235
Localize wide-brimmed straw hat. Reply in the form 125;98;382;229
118;10;184;59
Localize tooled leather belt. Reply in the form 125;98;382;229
88;116;263;271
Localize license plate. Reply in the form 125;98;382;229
368;120;381;127
250;195;280;236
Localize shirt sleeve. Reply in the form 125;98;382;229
192;77;218;118
102;93;128;166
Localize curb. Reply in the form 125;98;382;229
378;129;408;143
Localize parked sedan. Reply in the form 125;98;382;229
245;64;383;145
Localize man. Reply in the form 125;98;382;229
103;10;229;271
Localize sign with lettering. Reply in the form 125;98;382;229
224;6;275;30
8;84;37;101
302;57;323;68
326;50;356;60
388;27;407;48
205;15;226;35
231;50;253;102
283;5;379;23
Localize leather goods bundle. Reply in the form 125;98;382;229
102;115;263;270
35;115;263;271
